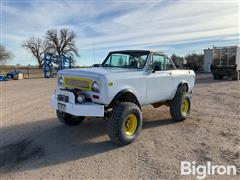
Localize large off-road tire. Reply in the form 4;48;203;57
170;87;191;121
56;110;85;126
232;71;239;81
214;74;223;80
213;74;219;80
218;75;224;80
107;102;142;146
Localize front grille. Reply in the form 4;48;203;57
64;76;92;90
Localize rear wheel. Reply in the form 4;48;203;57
213;74;219;80
218;75;224;80
106;102;142;146
170;87;191;121
232;71;240;81
56;110;85;126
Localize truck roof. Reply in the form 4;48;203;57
109;50;166;55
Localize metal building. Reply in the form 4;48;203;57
203;48;213;72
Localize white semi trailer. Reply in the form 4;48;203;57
211;46;240;80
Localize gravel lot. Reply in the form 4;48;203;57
0;74;239;179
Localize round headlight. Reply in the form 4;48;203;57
92;81;100;92
77;94;85;103
58;76;64;86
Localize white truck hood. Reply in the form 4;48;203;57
59;67;142;79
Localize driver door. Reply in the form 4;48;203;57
145;54;174;104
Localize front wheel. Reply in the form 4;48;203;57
106;102;142;146
56;110;85;126
170;91;191;121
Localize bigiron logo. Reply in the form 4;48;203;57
181;161;237;179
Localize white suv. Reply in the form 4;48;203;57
51;50;195;145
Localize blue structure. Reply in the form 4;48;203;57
59;54;72;70
43;53;72;78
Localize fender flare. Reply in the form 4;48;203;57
172;81;189;98
108;89;141;109
177;81;189;93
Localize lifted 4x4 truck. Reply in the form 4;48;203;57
51;50;195;145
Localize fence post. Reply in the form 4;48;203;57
27;64;30;78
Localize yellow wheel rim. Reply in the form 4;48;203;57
181;98;189;114
124;114;138;136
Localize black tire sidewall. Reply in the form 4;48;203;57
56;110;85;126
107;102;143;145
170;90;191;121
118;107;142;143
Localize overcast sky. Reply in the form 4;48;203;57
1;0;239;66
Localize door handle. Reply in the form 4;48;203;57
168;72;172;75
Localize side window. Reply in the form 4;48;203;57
165;58;176;70
151;55;165;71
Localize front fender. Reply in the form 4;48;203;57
171;81;189;99
108;88;141;109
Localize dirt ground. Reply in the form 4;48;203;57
0;74;239;179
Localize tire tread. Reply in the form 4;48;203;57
107;102;142;145
170;86;191;121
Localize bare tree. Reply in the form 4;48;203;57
171;54;184;68
22;29;79;68
45;28;79;58
0;45;13;65
22;37;46;69
185;53;204;71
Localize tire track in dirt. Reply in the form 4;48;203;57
220;150;240;174
136;143;163;179
0;138;44;172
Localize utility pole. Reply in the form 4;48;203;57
93;41;95;65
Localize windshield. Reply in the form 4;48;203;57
102;52;149;69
